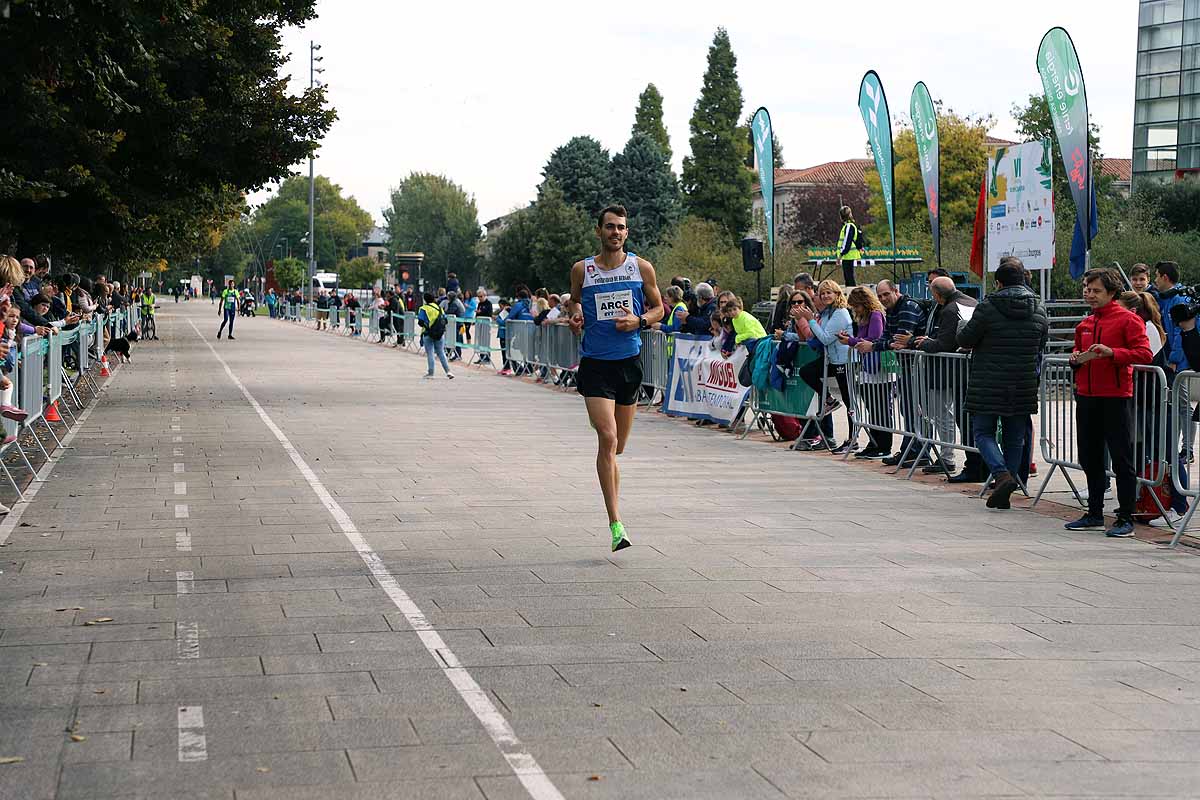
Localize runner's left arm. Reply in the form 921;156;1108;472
637;258;665;326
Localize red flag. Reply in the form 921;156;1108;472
969;172;987;277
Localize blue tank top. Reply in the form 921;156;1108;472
580;252;643;360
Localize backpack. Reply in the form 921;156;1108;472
853;224;869;252
426;308;447;339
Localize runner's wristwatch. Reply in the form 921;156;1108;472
638;315;649;330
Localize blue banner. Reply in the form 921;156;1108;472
858;71;896;258
751;107;774;256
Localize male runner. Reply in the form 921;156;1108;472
568;205;663;551
217;280;239;340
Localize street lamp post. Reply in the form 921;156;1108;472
307;41;324;304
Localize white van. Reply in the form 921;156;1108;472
312;272;339;292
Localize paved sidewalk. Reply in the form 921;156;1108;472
1;302;1199;799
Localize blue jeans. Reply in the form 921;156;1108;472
971;413;1028;479
424;335;450;375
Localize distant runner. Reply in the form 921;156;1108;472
568;204;663;551
217;279;239;340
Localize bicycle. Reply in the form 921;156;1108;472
141;310;158;340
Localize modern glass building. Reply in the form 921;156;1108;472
1135;0;1200;187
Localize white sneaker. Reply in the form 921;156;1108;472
1149;509;1182;529
422;373;434;380
446;373;455;380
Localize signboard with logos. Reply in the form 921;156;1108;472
985;140;1055;271
662;335;751;425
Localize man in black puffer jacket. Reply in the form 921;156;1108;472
957;258;1049;508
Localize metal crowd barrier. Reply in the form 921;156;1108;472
746;347;833;446
639;330;668;402
1167;371;1200;547
1033;358;1171;518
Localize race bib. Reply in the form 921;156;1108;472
594;290;633;321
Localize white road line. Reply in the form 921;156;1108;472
172;435;182;442
174;481;187;496
176;620;199;659
185;317;566;800
170;425;181;431
172;416;180;422
176;570;194;595
174;503;189;519
173;448;184;457
176;530;191;552
0;370;119;546
177;706;207;762
173;463;185;473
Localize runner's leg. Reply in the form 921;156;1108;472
585;397;620;524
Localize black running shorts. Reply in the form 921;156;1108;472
576;355;643;406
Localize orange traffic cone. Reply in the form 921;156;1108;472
100;356;111;377
44;401;61;423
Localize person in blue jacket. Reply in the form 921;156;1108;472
1154;261;1191;377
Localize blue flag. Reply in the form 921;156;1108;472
1068;177;1097;280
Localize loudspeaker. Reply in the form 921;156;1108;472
741;238;765;272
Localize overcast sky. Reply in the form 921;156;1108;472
249;1;1138;228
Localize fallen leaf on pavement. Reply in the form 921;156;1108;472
0;757;24;764
69;735;86;743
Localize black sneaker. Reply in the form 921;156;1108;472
854;447;880;460
1105;517;1135;538
881;452;904;466
831;441;858;455
1064;514;1105;531
921;460;955;475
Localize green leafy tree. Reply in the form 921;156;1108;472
633;83;672;163
656;215;757;301
529;180;597;289
272;257;307;291
1133;180;1200;234
484;180;595;292
542;137;612;219
252;176;373;271
338;255;385;289
681;28;753;241
384;172;481;289
485;209;537;294
610;133;681;256
0;1;335;270
865;110;993;241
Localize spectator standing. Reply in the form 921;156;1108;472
1066;268;1153;537
655;286;688;335
344;292;360;335
1155;261;1189;377
446;272;461;295
266;288;278;318
956;260;1049;509
314;289;330;331
1130;263;1156;298
680;282;718;335
865;280;926;467
795;280;855;453
329;289;343;328
840;286;893;459
898;276;979;479
443;291;466;360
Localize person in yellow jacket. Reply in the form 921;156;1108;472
836;205;862;287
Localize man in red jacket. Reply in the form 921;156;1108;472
1067;268;1154;537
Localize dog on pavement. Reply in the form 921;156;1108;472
104;329;139;363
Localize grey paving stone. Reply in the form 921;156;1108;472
475;767;787;800
802;729;1099;763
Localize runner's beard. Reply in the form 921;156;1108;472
602;237;625;254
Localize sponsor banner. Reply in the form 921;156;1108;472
858;71;897;255
806;246;923;264
663;335;751;425
1036;26;1091;250
751;107;775;255
985;140;1055;271
910;82;940;266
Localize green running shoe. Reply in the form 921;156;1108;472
610;521;631;552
